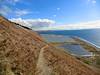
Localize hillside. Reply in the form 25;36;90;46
0;16;99;75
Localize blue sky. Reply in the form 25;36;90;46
0;0;100;24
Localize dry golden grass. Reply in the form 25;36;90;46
0;16;99;75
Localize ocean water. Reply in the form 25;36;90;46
59;44;91;56
38;29;100;47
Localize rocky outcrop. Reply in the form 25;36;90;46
0;16;99;75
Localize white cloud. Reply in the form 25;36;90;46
7;0;20;3
92;0;96;4
10;18;100;30
87;0;96;4
15;9;31;16
41;20;100;30
13;0;19;2
10;18;55;29
53;15;57;17
0;0;21;16
57;8;60;11
9;0;19;3
0;5;12;15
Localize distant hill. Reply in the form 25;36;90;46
0;16;99;75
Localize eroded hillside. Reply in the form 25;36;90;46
0;16;99;75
